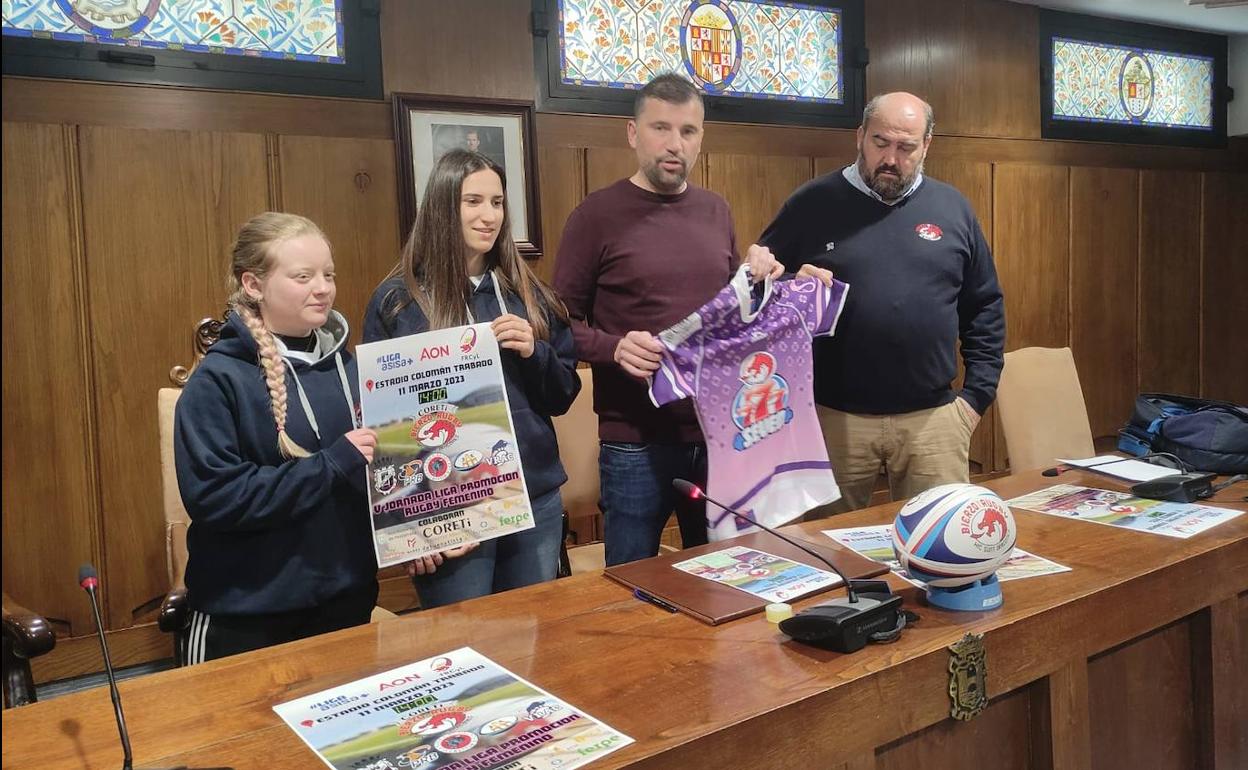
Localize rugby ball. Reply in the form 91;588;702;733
891;483;1016;588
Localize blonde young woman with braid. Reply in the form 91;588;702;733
174;212;380;664
364;150;580;608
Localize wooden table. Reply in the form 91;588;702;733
4;470;1246;770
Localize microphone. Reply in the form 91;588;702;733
78;568;216;770
673;478;859;602
79;563;134;770
672;479;905;653
1041;451;1187;477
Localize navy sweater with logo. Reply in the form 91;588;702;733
363;274;581;501
760;171;1005;415
174;311;376;616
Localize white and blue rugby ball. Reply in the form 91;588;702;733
891;483;1016;588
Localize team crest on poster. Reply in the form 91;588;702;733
373;465;397;494
1119;51;1154;121
731;351;793;450
680;1;742;92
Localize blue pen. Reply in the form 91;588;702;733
633;589;679;613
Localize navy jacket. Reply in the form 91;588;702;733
363;275;580;500
174;311;376;615
760;171;1005;415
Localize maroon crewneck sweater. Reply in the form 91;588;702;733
553;178;739;443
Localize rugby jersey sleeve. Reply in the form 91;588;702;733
784;277;850;338
647;310;704;407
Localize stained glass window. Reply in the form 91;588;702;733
558;0;843;104
2;0;345;63
1051;37;1214;130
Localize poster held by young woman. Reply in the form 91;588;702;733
358;323;533;567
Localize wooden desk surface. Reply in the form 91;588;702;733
4;470;1246;770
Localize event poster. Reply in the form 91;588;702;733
357;324;533;567
1005;484;1243;539
822;525;1071;588
273;647;633;770
672;546;841;603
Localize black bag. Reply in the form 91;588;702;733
1119;393;1248;474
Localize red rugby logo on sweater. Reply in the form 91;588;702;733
916;223;943;241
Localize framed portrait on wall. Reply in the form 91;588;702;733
393;94;543;259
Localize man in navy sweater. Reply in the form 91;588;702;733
760;92;1005;514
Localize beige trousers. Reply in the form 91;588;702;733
809;401;973;519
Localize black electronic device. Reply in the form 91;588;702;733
1131;472;1217;503
672;479;907;653
776;591;906;653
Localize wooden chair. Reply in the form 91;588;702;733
996;346;1095;472
1;592;56;708
552;368;601;577
157;315;394;665
155;315;226;664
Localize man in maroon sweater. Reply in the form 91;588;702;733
552;74;784;566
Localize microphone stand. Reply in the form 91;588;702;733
79;565;233;770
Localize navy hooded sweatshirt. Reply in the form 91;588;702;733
363;274;581;500
174;310;377;616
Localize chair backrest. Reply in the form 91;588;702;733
996;346;1095;472
157;387;190;589
159;315;226;589
552;368;599;520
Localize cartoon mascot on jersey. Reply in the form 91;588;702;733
731;351;793;450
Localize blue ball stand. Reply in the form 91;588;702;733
926;573;1003;611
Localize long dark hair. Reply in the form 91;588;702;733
388;149;567;339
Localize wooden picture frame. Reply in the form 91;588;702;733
392;93;543;259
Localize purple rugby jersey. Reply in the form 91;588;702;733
649;266;850;540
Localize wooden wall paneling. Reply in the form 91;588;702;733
1;77;392;139
1;123;100;638
534;147;585;283
536;112;1248;172
992;164;1068;469
380;0;534;100
933;134;1246;172
78;126;270;630
815;153;858;178
927;159;997;472
992;164;1070;351
875;686;1034;770
1069;167;1139;441
277;135;402;336
705;154;812;251
1137;171;1201;396
865;0;1040;139
584;147;639;195
31;622;169;684
1088;620;1199;770
1199;172;1248;404
538;112;859;160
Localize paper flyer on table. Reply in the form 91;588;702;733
357;324;533;567
273;647;633;770
821;525;1071;588
672;545;841;603
1005;484;1243;539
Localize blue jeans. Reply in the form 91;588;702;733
600;442;708;566
414;488;563;609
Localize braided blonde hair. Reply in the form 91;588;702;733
226;212;330;459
